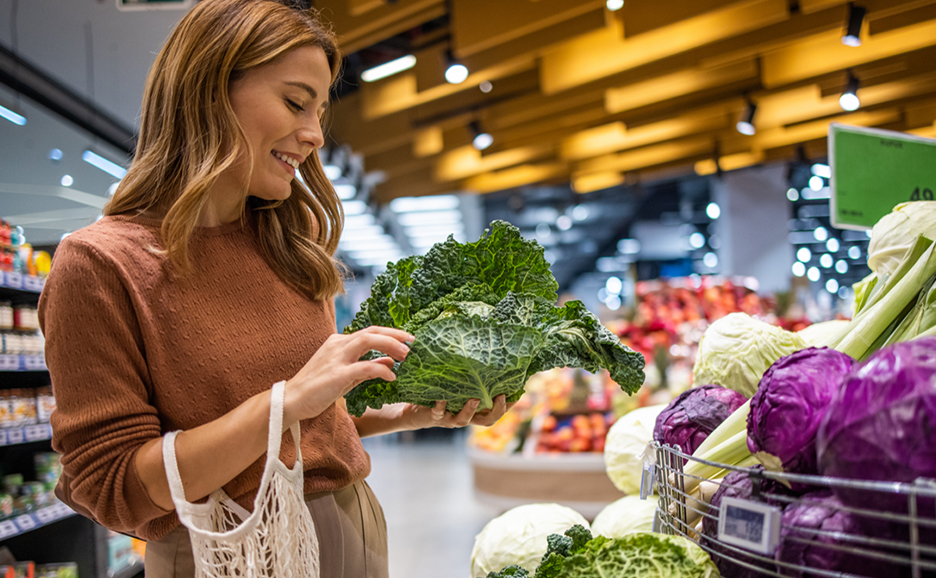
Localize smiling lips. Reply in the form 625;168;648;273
272;150;301;170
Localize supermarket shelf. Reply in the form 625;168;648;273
0;424;52;446
0;354;47;371
0;502;75;542
467;446;607;471
0;273;44;294
110;560;144;578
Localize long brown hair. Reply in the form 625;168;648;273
105;0;345;300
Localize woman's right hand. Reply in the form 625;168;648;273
282;326;414;426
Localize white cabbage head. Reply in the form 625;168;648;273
591;495;659;539
868;201;936;277
604;404;667;495
470;503;589;577
692;312;807;398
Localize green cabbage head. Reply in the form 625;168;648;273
554;532;720;578
343;221;645;416
868;201;936;277
590;495;658;539
692;313;807;398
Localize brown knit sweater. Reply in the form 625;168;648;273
37;214;370;541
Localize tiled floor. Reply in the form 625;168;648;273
362;431;501;578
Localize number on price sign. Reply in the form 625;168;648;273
14;514;36;532
717;496;781;555
7;428;24;444
35;507;55;523
910;187;935;201
4;272;23;289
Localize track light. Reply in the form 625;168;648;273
842;3;866;47
839;72;860;112
444;50;469;84
470;121;493;151
0;102;26;126
361;55;416;82
736;100;757;136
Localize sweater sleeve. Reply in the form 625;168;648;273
38;237;172;533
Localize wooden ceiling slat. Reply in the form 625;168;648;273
539;0;788;95
318;0;446;54
619;0;744;38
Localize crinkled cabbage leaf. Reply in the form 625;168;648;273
343;221;645;416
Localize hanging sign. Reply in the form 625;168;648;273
829;123;936;230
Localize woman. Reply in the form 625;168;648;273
37;1;511;575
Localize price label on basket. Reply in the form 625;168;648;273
717;496;781;555
830;123;936;229
639;462;655;499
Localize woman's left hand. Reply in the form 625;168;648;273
403;395;515;430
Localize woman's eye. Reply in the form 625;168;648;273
285;99;305;112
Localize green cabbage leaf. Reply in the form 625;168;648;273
343;221;645;416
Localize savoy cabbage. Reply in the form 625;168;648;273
343;220;645;416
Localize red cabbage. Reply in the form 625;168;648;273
653;384;747;457
776;492;899;578
747;348;856;478
816;337;936;540
701;466;795;578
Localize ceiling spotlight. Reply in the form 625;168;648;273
444;50;469;84
840;72;861;112
606;0;624;11
842;3;866;47
736;100;757;136
479;81;493;93
470;121;493;151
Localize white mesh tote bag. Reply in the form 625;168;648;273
161;381;320;577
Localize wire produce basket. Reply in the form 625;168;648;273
649;441;936;578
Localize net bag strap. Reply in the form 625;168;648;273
161;380;302;540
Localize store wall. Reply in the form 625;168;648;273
713;164;793;294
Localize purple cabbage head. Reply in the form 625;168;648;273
776;492;899;577
653;384;747;456
747;348;856;477
701;466;795;578
817;337;936;539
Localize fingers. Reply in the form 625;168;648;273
357;325;415;344
471;394;507;426
349;359;397;386
451;399;480;427
348;333;412;362
431;400;447;420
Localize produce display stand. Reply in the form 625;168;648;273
650;442;936;578
468;447;623;519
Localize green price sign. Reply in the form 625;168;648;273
829;123;936;230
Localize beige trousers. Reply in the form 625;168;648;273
144;480;389;578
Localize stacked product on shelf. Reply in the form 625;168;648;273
0;219;141;578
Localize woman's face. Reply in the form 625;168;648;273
225;45;331;202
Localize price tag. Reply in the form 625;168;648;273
35;506;56;523
4;272;23;290
717;496;782;555
25;424;47;442
23;276;43;293
639;462;655;499
14;514;36;532
830;123;936;229
24;356;42;371
6;428;24;445
0;355;18;371
0;520;17;539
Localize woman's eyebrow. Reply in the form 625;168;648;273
284;81;318;100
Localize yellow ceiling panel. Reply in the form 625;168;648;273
576;137;714;174
463;163;568;193
539;0;787;95
451;0;604;57
736;109;902;152
562;105;733;161
604;60;758;114
619;0;744;38
434;145;553;182
798;0;849;13
762;19;936;88
572;172;626;194
413;127;444;158
318;0;446;53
